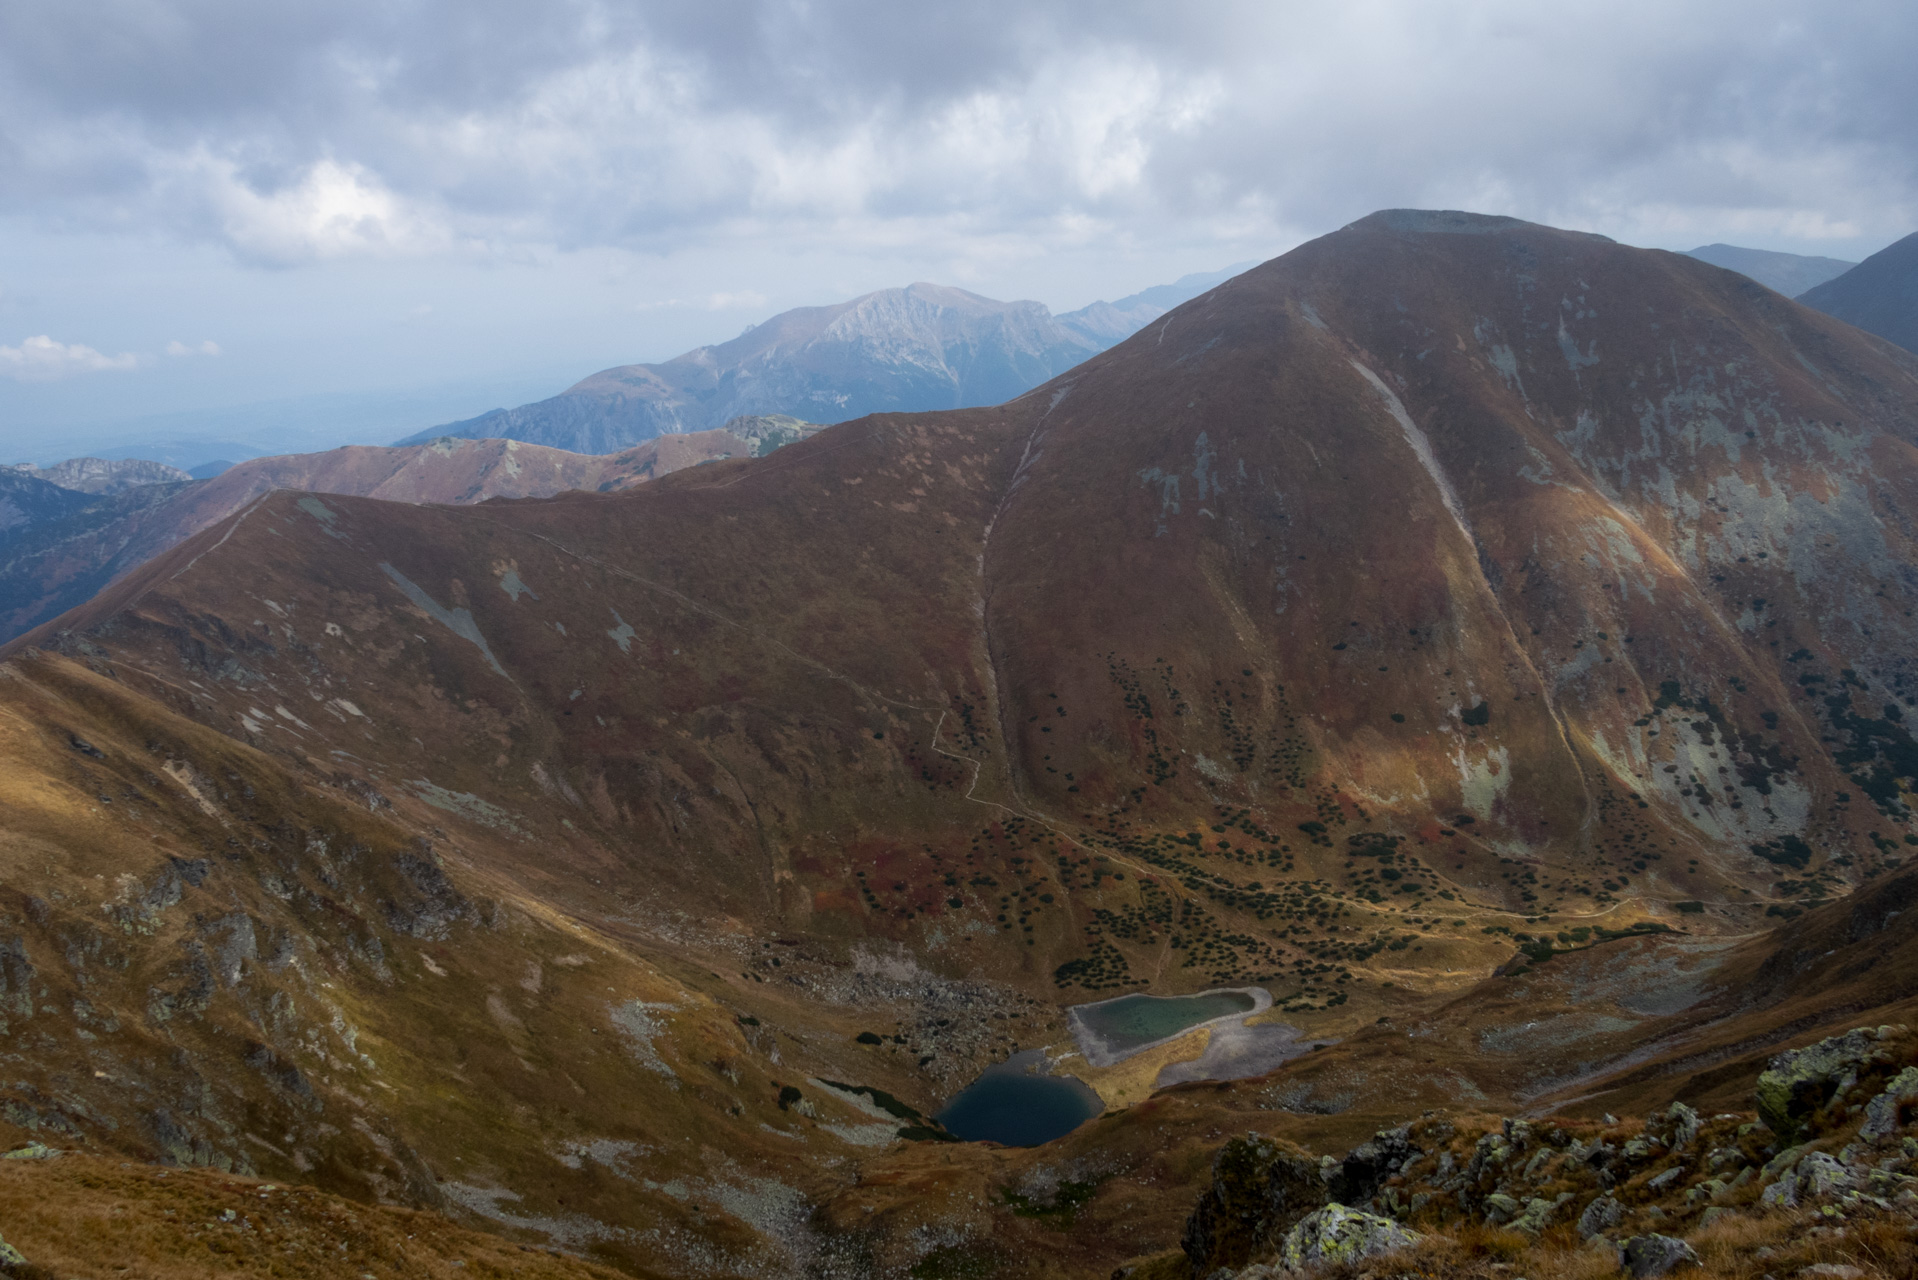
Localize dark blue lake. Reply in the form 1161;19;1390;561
935;1050;1103;1147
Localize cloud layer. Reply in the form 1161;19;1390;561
2;1;1911;268
0;336;141;381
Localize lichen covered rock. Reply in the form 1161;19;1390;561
1276;1203;1421;1271
1577;1192;1623;1238
1861;1066;1918;1140
1756;1028;1889;1141
1619;1233;1700;1278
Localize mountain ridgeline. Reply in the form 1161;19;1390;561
0;420;816;643
399;269;1249;453
5;212;1918;1278
1681;242;1856;297
1799;230;1918;354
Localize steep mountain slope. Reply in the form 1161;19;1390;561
0;468;96;535
401;271;1251;453
0;422;815;644
7;456;194;494
1683;243;1855;296
1799;230;1918;352
6;209;1918;1276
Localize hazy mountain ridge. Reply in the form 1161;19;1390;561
1682;242;1856;296
7;212;1918;1277
0;467;96;535
1798;230;1918;353
6;456;195;495
400;267;1250;453
0;421;813;643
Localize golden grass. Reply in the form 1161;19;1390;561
0;1154;637;1280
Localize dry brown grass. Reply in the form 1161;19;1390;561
0;1154;637;1280
1298;1207;1918;1280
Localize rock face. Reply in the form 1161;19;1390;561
400;271;1247;453
1182;1135;1329;1273
1799;231;1918;353
1275;1204;1420;1271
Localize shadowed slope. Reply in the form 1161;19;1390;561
1799;229;1918;353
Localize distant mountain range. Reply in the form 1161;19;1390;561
7;456;193;494
0;417;817;643
397;266;1251;453
1798;231;1918;354
1683;243;1856;296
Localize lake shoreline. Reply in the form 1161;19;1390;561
1066;986;1274;1068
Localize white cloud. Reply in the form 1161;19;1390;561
173;155;453;267
165;339;221;356
0;335;141;381
705;291;768;311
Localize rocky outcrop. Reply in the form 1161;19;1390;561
1181;1134;1328;1274
1174;1026;1918;1278
1757;1026;1909;1141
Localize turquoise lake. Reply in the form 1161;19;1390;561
1072;990;1258;1055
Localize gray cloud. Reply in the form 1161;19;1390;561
2;0;1912;268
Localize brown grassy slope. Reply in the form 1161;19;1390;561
0;429;775;645
0;1153;628;1280
23;214;1918;1018
14;212;1918;1111
0;652;997;1279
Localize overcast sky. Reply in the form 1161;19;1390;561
3;0;1913;458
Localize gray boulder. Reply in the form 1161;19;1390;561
1761;1150;1857;1208
1861;1066;1918;1140
1577;1193;1623;1239
1755;1027;1887;1141
1620;1233;1700;1278
1481;1192;1521;1224
1276;1204;1422;1271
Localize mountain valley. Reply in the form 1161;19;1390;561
4;211;1918;1277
